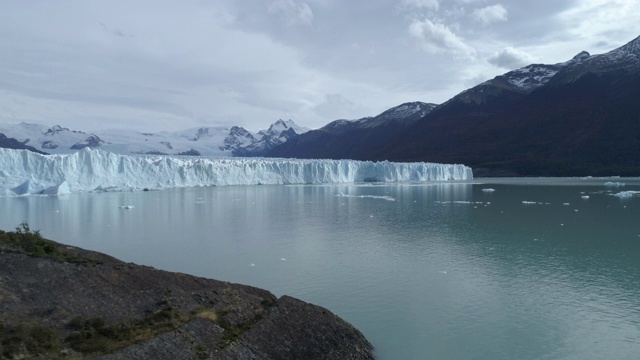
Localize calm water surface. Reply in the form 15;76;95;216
2;178;640;360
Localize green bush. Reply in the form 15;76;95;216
0;323;61;359
0;223;103;264
3;223;60;257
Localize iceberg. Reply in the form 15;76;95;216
612;191;640;199
604;181;625;187
0;148;473;196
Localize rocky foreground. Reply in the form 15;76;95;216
0;225;374;359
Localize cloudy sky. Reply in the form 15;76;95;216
0;0;639;132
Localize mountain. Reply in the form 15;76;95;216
234;119;309;156
268;102;436;160
370;35;640;176
70;134;106;150
0;133;48;154
0;119;309;157
267;36;635;176
0;123;89;154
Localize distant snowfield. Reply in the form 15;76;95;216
0;148;473;196
0;119;310;157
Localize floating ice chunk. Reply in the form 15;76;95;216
563;203;570;206
604;182;625;187
438;270;448;274
119;205;135;209
280;258;287;261
482;188;495;193
612;191;640;198
581;195;589;199
337;193;396;201
522;201;537;204
249;263;256;267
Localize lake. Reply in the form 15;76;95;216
2;178;640;359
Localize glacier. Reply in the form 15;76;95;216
0;148;473;196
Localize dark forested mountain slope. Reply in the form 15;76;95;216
269;36;640;176
373;36;640;176
0;133;48;154
268;102;436;160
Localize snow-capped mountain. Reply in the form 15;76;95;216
268;102;437;160
356;102;436;128
0;133;47;154
450;51;591;106
220;126;258;152
234;119;310;156
366;34;640;176
0;123;89;154
0;147;472;196
269;34;640;176
0;119;309;157
70;135;106;150
548;35;640;85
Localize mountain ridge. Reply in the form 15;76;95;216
269;34;640;176
374;35;640;176
0;119;309;157
268;102;437;160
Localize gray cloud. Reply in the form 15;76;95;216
313;94;369;120
267;0;314;27
401;0;440;11
0;0;638;132
473;4;508;25
488;47;537;69
409;19;476;57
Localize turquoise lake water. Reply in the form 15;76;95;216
2;178;640;359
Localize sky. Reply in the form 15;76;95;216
0;0;639;132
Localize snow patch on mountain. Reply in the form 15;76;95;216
70;135;106;149
504;64;562;91
316;102;436;131
358;102;437;128
450;49;595;106
0;148;473;196
234;119;310;156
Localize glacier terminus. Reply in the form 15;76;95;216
0;148;473;196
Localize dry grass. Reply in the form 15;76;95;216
195;310;218;322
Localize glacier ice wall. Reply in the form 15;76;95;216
0;148;473;196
